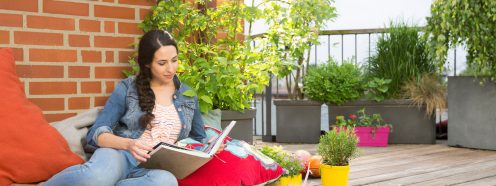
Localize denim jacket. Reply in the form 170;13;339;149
85;75;206;151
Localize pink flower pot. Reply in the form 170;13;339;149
354;127;390;147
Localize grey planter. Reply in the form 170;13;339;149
328;99;436;144
221;109;256;144
274;100;322;143
448;76;496;150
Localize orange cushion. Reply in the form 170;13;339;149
0;48;84;185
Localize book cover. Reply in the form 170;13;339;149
139;121;236;179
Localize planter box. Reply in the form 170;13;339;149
328;100;436;144
355;127;390;147
221;109;256;144
274;100;322;143
448;76;496;150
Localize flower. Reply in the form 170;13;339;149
349;114;357;120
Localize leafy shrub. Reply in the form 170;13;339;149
365;78;391;102
304;59;364;105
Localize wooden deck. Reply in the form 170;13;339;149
255;140;496;186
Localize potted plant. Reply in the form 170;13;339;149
425;0;496;150
328;22;442;144
334;108;392;147
259;146;304;186
254;0;337;143
318;127;359;186
128;0;274;143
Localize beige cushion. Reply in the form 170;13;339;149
50;108;101;161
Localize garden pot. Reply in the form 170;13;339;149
320;164;349;186
267;174;302;186
274;100;322;143
355;126;390;147
221;109;256;144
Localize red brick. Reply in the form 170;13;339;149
94;36;134;49
43;0;89;16
69;66;90;78
118;51;135;63
27;15;75;31
104;21;115;33
139;8;151;20
106;51;114;63
79;19;101;32
0;13;23;27
82;50;102;63
16;65;64;78
0;31;9;44
81;81;102;93
44;113;77;123
94;96;109;107
29;98;65;111
118;0;155;6
95;66;130;79
68;97;90;110
30;82;77;95
94;5;135;20
0;0;38;12
14;31;63;46
69;34;90;47
106;81;115;93
12;48;23;61
118;22;142;35
29;49;77;62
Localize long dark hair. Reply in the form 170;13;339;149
136;29;178;129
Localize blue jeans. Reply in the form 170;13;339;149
44;148;178;186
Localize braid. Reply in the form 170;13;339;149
136;71;155;129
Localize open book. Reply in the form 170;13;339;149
139;121;236;179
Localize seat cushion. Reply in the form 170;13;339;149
0;48;84;185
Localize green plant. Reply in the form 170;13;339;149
132;0;273;113
318;128;359;166
335;108;391;128
304;59;364;105
367;21;436;99
366;78;392;102
403;73;446;117
256;0;337;100
425;0;496;81
259;146;303;176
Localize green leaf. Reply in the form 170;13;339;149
200;95;213;105
182;90;196;97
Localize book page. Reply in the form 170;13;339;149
205;120;236;156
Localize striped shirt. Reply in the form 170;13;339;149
138;103;182;147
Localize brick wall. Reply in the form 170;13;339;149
0;0;154;122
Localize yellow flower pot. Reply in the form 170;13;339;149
267;174;302;186
320;164;350;186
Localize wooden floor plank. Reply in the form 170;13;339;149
453;175;496;186
367;158;496;185
411;165;496;186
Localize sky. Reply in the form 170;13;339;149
245;0;467;76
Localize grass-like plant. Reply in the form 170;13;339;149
367;21;436;99
403;73;446;117
318;128;359;166
259;146;303;176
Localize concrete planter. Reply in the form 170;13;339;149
274;100;322;143
328;99;436;144
221;109;256;144
448;76;496;150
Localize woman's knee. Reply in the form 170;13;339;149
146;170;178;186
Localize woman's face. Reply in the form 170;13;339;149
148;46;178;85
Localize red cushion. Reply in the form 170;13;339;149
178;126;283;185
0;48;84;185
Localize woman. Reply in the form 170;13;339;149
45;30;210;186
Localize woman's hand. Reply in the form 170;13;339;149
215;143;225;154
127;139;153;163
